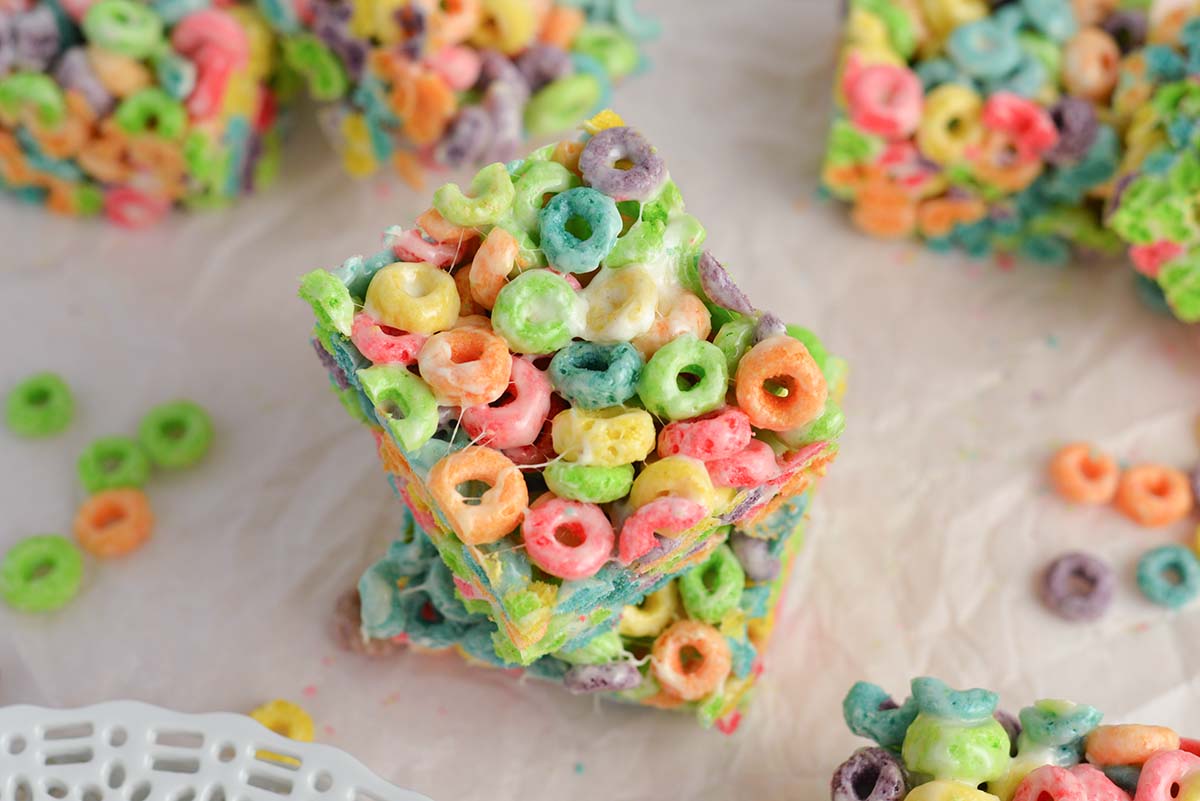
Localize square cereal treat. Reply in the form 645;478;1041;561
300;113;845;689
822;0;1136;264
1106;2;1200;322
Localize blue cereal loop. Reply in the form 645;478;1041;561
947;19;1021;80
612;0;660;40
1020;0;1078;43
1017;700;1102;764
538;186;623;273
985;50;1046;99
727;635;756;679
843;681;920;750
911;676;998;722
1137;545;1200;608
1145;46;1186;82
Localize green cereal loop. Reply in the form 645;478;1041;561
853;0;916;57
605;218;665;268
524;74;603;137
83;0;165;59
78;436;151;493
1017;31;1060;77
713;318;755;379
511;161;579;234
433;162;516;227
114;88;187;140
1161;258;1200;323
76;184;104;216
494;218;548;268
138;400;213;469
544;461;634;504
0;73;67;128
0;535;83;613
492;270;582;354
677;544;744;624
507;143;557;181
637;334;727;421
571;24;640;79
283;34;349;101
556;629;624;665
299;269;355;336
779;400;845;449
356;364;438;452
5;372;73;438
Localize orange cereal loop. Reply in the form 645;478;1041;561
73;488;154;558
402;73;456;145
735;335;829;432
454;268;487;317
1063;27;1121;102
470;226;519;309
1086;725;1181;766
650;620;732;702
969;130;1043;192
538;5;584;47
417;207;480;245
373;428;410;475
917;197;986;238
427;446;528;545
1072;0;1117;26
1115;464;1194;527
1049;443;1120;505
850;180;918;238
416;326;513;407
551;140;584;175
44;180;77;216
391;151;425;190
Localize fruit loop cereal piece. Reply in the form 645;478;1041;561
650;619;732;702
417;327;513;407
428;446;528;545
735;335;829;431
677;544;744;624
73;488;154;558
300;116;845;725
1136;545;1200;608
521;495;615;580
1115;465;1194;527
5;372;73;438
0;534;84;613
77;435;150;493
902;677;1012;787
137;400;212;469
1050;443;1120;504
461;356;551;450
831;748;908;801
1087;725;1182;765
1040;551;1115;621
249;700;314;748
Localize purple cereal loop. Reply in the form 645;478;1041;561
1102;10;1147;53
995;709;1021;756
312;339;351;389
1045;97;1099;165
477;49;530;101
697;251;755;315
482;80;524;163
435;105;493;168
754;312;787;343
53;47;116;117
730;532;781;582
563;661;643;693
831;747;907;801
14;4;59;72
516;44;572;93
332;589;403;657
1040;551;1115;622
579;126;667;201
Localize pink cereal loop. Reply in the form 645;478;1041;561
521;495;615;580
461;356;552;450
171;9;250;120
617;496;706;565
104;186;170;229
392;227;470;268
981;92;1059;163
1134;749;1200;801
351;312;428;365
841;54;924;140
1013;766;1087;801
1130;241;1185;278
657;407;752;461
705;439;781;488
1068;764;1131;801
425;45;483;91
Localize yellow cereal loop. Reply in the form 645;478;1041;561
618;583;681;638
88;46;151;98
364;262;460;335
249;699;313;766
907;781;1000;801
629;455;717;512
371;0;411;43
349;0;377;40
340;113;379;178
918;84;983;166
551;406;655;466
920;0;988;42
583;109;625;135
227;7;274;79
471;0;537;54
582;264;658;342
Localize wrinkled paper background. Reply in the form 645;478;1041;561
4;2;1200;799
